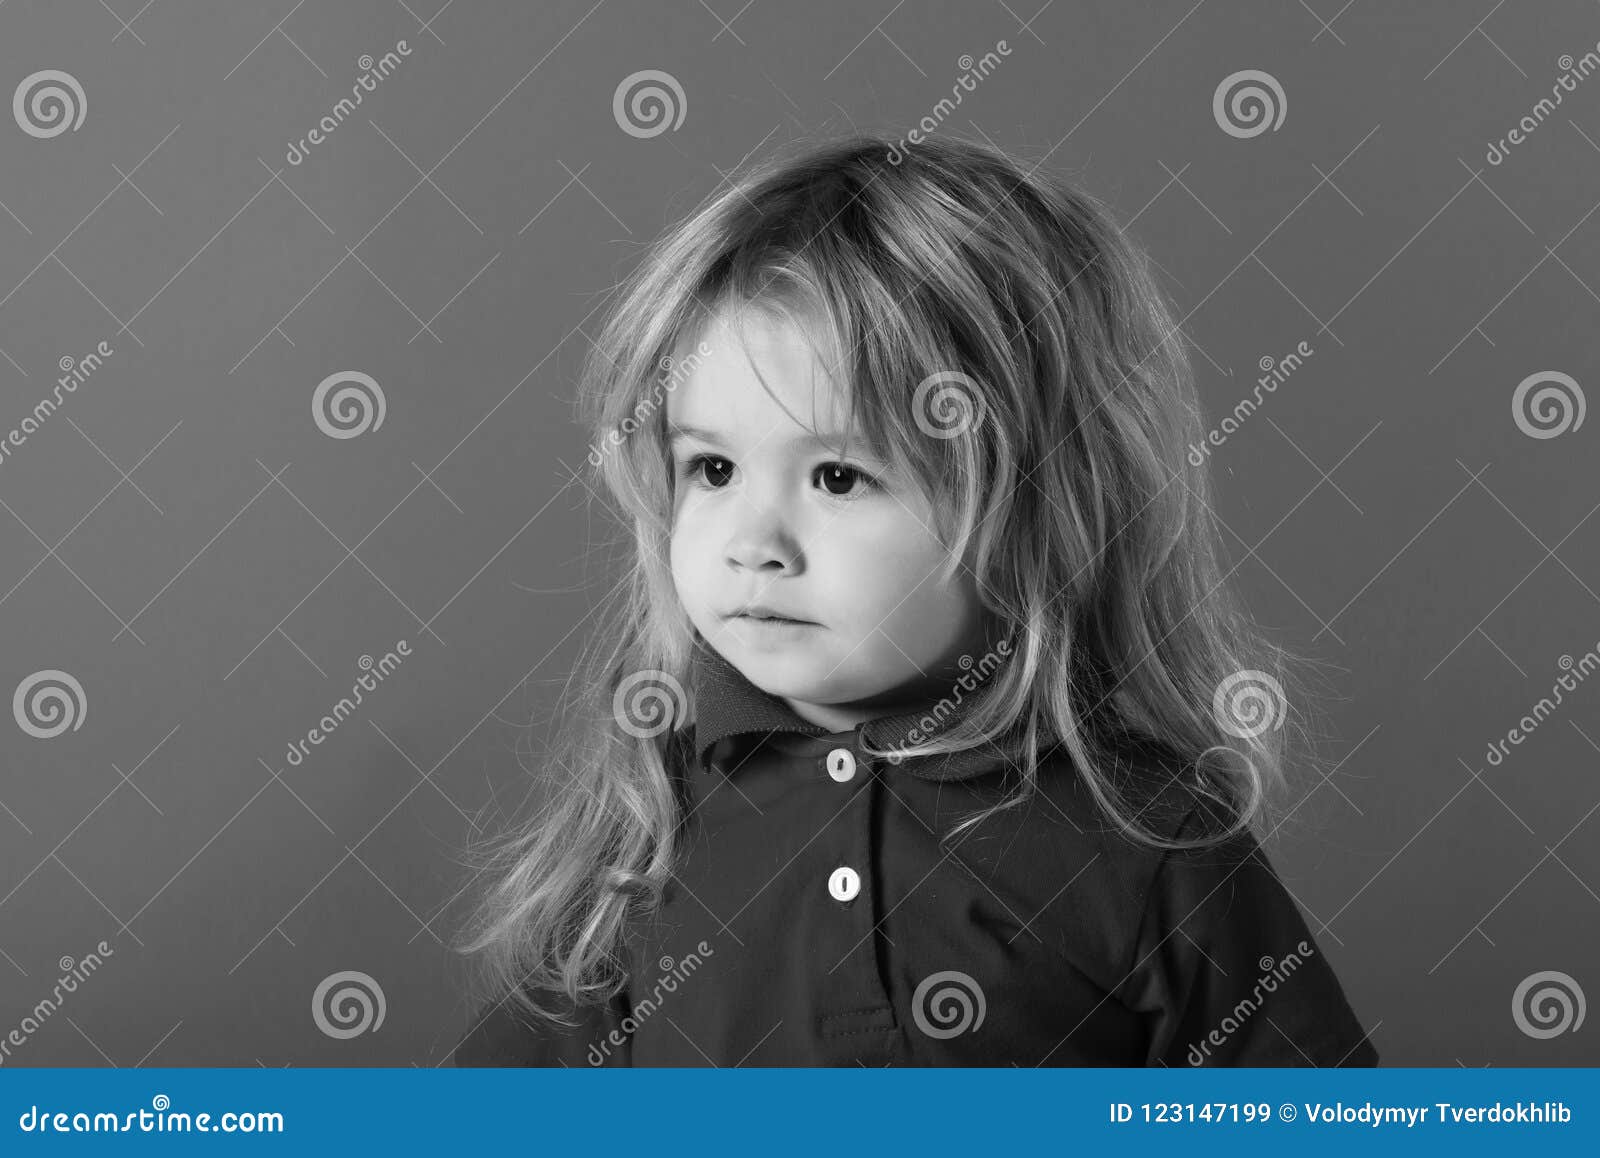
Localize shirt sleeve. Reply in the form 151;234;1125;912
1117;805;1379;1067
451;983;632;1067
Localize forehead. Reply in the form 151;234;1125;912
665;307;855;441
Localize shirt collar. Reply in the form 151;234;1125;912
687;639;1029;781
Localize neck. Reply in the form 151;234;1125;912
782;649;1010;735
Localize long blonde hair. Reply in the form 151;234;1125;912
454;132;1328;1027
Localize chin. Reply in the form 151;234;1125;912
730;649;825;694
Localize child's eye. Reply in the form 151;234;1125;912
679;454;734;489
813;462;878;498
676;455;878;499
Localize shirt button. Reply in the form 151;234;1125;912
825;747;857;782
828;866;861;902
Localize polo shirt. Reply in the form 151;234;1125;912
454;641;1379;1067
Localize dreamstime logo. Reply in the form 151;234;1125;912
886;40;1013;164
13;69;86;138
1211;669;1286;739
312;370;386;439
13;669;87;739
586;942;715;1066
1483;644;1600;767
312;970;386;1039
612;70;686;138
0;341;115;469
283;641;411;767
0;940;114;1066
1187;941;1315;1064
612;669;688;739
1512;370;1585;439
285;41;413;165
1212;69;1286;138
1512;970;1585;1039
883;640;1013;764
912;371;987;440
1188;340;1313;464
1487;43;1600;166
589;340;715;465
911;970;986;1039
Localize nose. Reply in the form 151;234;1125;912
724;499;802;574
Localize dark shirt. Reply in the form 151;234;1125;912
454;644;1378;1067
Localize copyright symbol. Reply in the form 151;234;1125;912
1278;1103;1296;1121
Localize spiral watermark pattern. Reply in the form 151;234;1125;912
912;370;987;439
312;370;386;439
1212;69;1286;138
612;668;688;739
911;970;986;1039
613;70;686;138
1511;370;1585;439
13;69;86;138
311;970;386;1039
13;669;87;739
1512;970;1586;1039
1211;669;1286;739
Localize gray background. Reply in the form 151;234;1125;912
0;0;1596;1066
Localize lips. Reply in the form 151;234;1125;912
732;606;813;624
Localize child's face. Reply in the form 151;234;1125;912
666;307;992;730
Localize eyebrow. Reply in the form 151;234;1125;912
667;421;868;450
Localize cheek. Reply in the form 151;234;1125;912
853;537;976;636
668;505;711;596
667;521;690;578
846;505;949;587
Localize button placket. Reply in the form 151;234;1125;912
815;747;896;1058
825;748;860;904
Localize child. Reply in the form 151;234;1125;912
451;132;1378;1067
